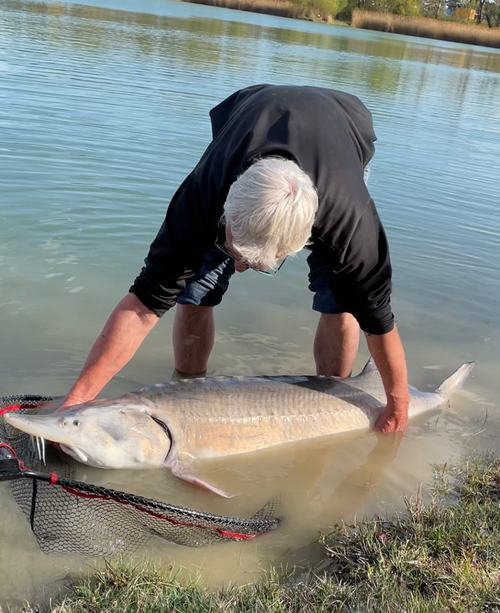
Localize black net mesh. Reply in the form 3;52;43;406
0;395;281;556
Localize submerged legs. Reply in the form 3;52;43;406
173;304;214;375
313;312;360;377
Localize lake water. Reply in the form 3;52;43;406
1;0;500;607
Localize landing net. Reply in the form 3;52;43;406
0;395;281;556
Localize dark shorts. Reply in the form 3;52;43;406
177;247;343;314
177;248;236;308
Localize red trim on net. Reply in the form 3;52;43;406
59;485;256;540
0;442;17;456
50;473;58;485
216;529;255;539
0;405;22;416
0;443;28;471
0;402;49;416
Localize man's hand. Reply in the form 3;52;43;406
56;394;88;413
374;402;409;433
365;326;410;434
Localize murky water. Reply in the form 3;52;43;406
1;0;500;607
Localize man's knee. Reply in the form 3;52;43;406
175;303;213;324
314;313;359;377
174;304;214;342
320;312;359;332
173;304;214;373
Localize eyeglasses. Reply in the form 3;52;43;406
214;226;287;277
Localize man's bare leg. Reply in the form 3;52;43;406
173;304;214;374
313;313;360;377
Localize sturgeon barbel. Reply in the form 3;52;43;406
3;360;474;497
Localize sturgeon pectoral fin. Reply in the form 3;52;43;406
169;460;235;498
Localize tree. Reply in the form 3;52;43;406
420;0;444;17
357;0;420;13
483;0;500;25
290;0;348;19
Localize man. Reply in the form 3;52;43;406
61;85;409;432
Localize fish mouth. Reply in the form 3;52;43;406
59;443;90;464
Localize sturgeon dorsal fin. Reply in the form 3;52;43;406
361;357;379;376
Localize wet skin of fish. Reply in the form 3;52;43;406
3;360;474;497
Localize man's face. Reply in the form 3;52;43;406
215;224;287;276
225;226;266;273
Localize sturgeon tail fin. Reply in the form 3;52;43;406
435;362;475;397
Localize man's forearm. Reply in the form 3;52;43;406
63;293;159;407
365;325;409;432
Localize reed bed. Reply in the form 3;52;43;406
351;9;500;48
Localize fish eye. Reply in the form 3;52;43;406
73;420;81;427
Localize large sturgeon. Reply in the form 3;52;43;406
3;360;474;497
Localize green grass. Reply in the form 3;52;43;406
17;455;500;612
318;457;500;611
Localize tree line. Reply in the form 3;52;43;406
292;0;500;26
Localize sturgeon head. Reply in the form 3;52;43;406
3;397;172;469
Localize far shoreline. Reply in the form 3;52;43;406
182;0;350;25
181;0;500;49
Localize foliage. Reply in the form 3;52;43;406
420;0;445;18
340;0;419;21
365;0;420;14
289;0;349;21
484;0;500;26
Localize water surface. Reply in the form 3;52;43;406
1;0;499;607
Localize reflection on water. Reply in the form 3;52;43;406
0;0;500;608
4;0;500;75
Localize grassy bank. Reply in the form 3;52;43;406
351;9;500;49
17;455;500;613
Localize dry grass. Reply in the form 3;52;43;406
351;9;500;48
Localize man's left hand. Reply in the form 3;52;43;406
374;404;409;433
365;326;410;434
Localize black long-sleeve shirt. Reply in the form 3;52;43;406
130;84;394;335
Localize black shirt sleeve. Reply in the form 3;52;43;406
129;172;219;316
329;198;394;335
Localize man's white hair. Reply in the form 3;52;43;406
222;157;318;269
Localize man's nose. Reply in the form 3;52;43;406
234;261;249;273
